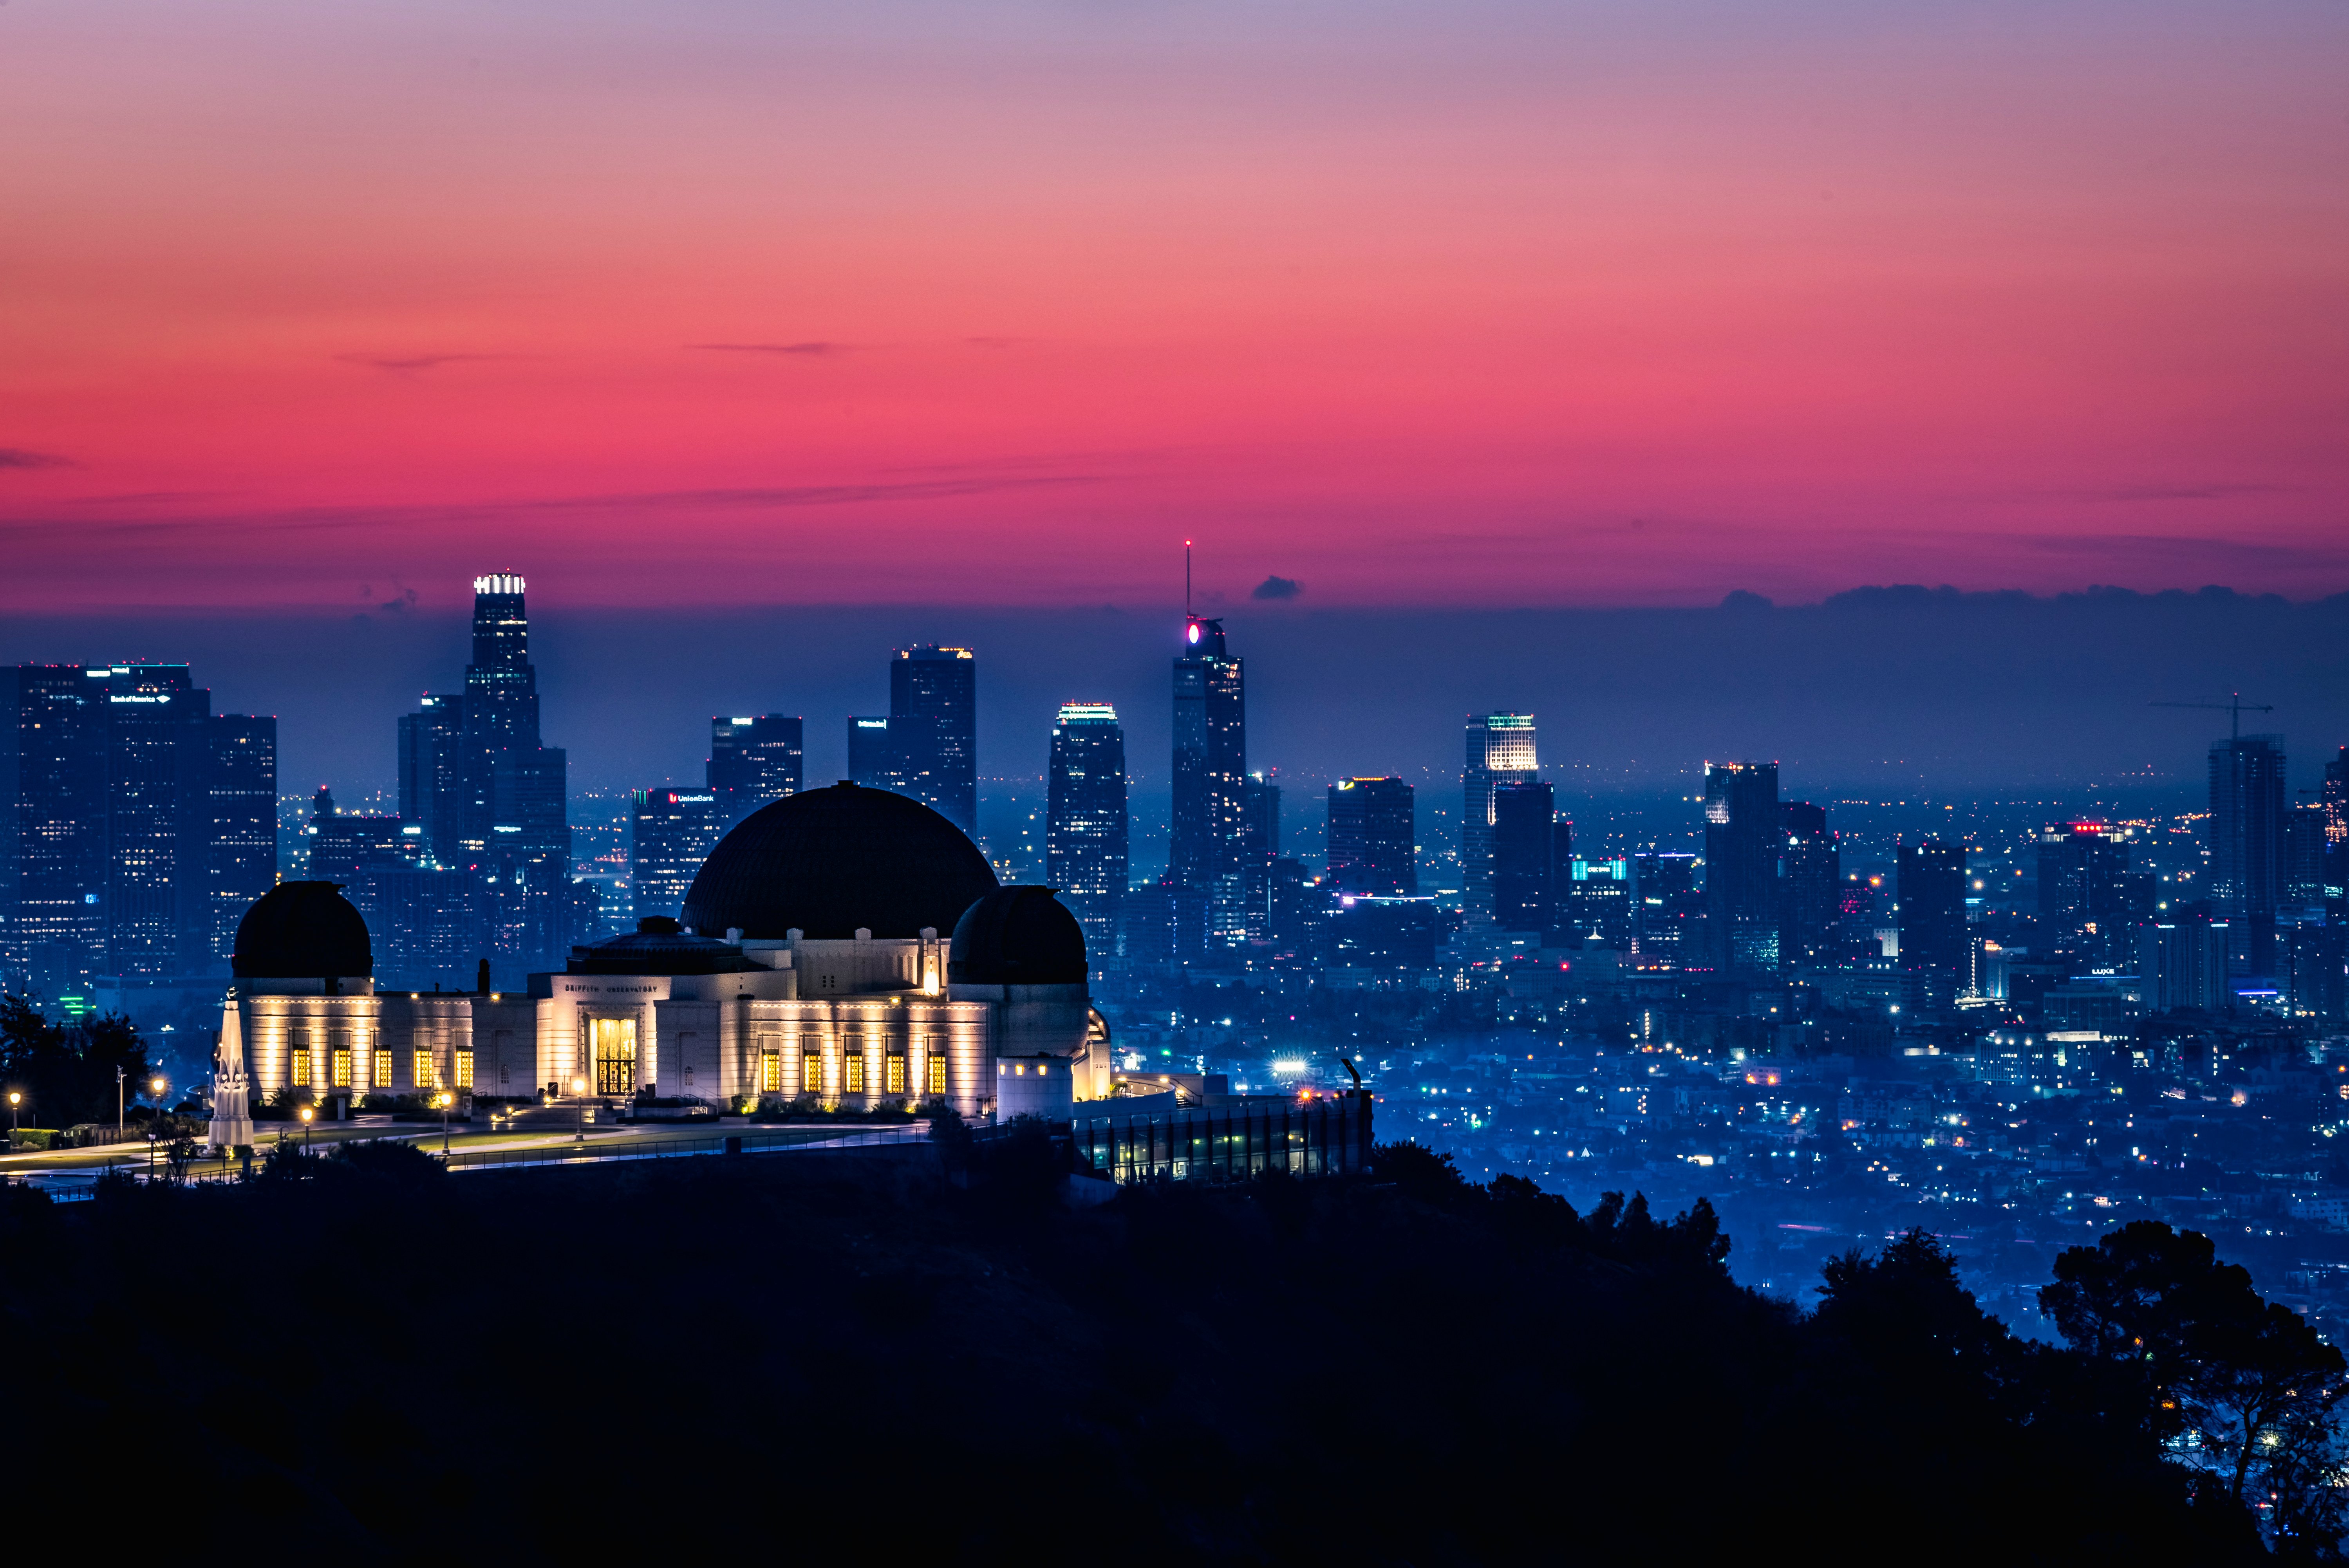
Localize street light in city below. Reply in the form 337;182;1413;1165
572;1075;587;1142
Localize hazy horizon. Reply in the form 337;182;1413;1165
6;584;2342;818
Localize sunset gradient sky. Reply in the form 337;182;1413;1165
4;0;2345;612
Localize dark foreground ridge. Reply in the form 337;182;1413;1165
0;1136;2309;1564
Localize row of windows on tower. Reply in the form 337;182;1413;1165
0;663;278;986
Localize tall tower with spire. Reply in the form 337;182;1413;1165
1170;546;1249;958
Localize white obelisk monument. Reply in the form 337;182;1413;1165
208;989;256;1153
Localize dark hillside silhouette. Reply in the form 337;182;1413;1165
0;1142;2306;1563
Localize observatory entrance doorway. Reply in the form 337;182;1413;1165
591;1017;638;1096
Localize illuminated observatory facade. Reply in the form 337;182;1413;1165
212;783;1109;1123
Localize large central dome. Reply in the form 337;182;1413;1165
680;782;998;941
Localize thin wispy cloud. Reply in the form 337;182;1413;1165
2095;482;2289;503
0;448;73;470
334;353;510;372
0;471;1109;542
688;341;845;357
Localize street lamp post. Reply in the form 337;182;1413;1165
299;1103;314;1154
148;1076;165;1180
438;1091;453;1154
572;1075;587;1142
115;1065;123;1135
7;1090;19;1141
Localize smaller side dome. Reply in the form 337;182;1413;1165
232;882;373;980
948;886;1088;985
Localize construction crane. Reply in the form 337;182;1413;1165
2152;694;2274;741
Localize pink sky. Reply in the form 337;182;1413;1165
2;0;2344;611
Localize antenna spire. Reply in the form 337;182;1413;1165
1184;540;1193;618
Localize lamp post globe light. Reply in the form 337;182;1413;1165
572;1075;587;1142
438;1090;454;1154
7;1089;19;1138
299;1103;314;1152
146;1077;166;1179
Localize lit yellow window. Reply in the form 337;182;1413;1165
928;1055;947;1095
372;1049;392;1085
289;1047;312;1085
760;1051;782;1094
331;1048;352;1087
845;1054;866;1093
802;1053;822;1093
886;1054;906;1094
414;1050;436;1088
454;1050;475;1090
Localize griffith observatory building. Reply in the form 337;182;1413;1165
210;784;1112;1131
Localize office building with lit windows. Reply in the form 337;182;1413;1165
1171;616;1248;956
2;662;278;985
708;715;803;829
2210;732;2287;975
630;788;727;922
1779;802;1840;970
1898;840;1970;1010
891;646;978;835
1491;779;1561;931
1462;713;1537;922
1704;761;1780;974
1328;777;1417;897
1046;703;1128;955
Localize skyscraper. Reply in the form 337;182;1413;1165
2138;911;2230;1013
3;667;107;983
2036;821;2138;957
891;646;977;834
848;716;900;792
1489;779;1558;930
1632;852;1702;962
1462;714;1536;922
2;664;274;986
1046;703;1128;955
456;574;544;859
707;715;803;829
2209;733;2287;974
1897;840;1968;1009
1562;859;1634;947
1704;761;1780;974
446;574;572;977
204;714;277;962
1240;771;1281;941
98;663;211;975
2326;746;2349;919
1171;616;1247;955
305;787;414;880
2286;803;2330;913
1328;777;1417;898
631;788;726;923
396;692;465;866
1779;801;1840;970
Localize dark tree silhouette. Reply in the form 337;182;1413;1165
2044;1219;2349;1548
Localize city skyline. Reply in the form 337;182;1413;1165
7;1;2349;1552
